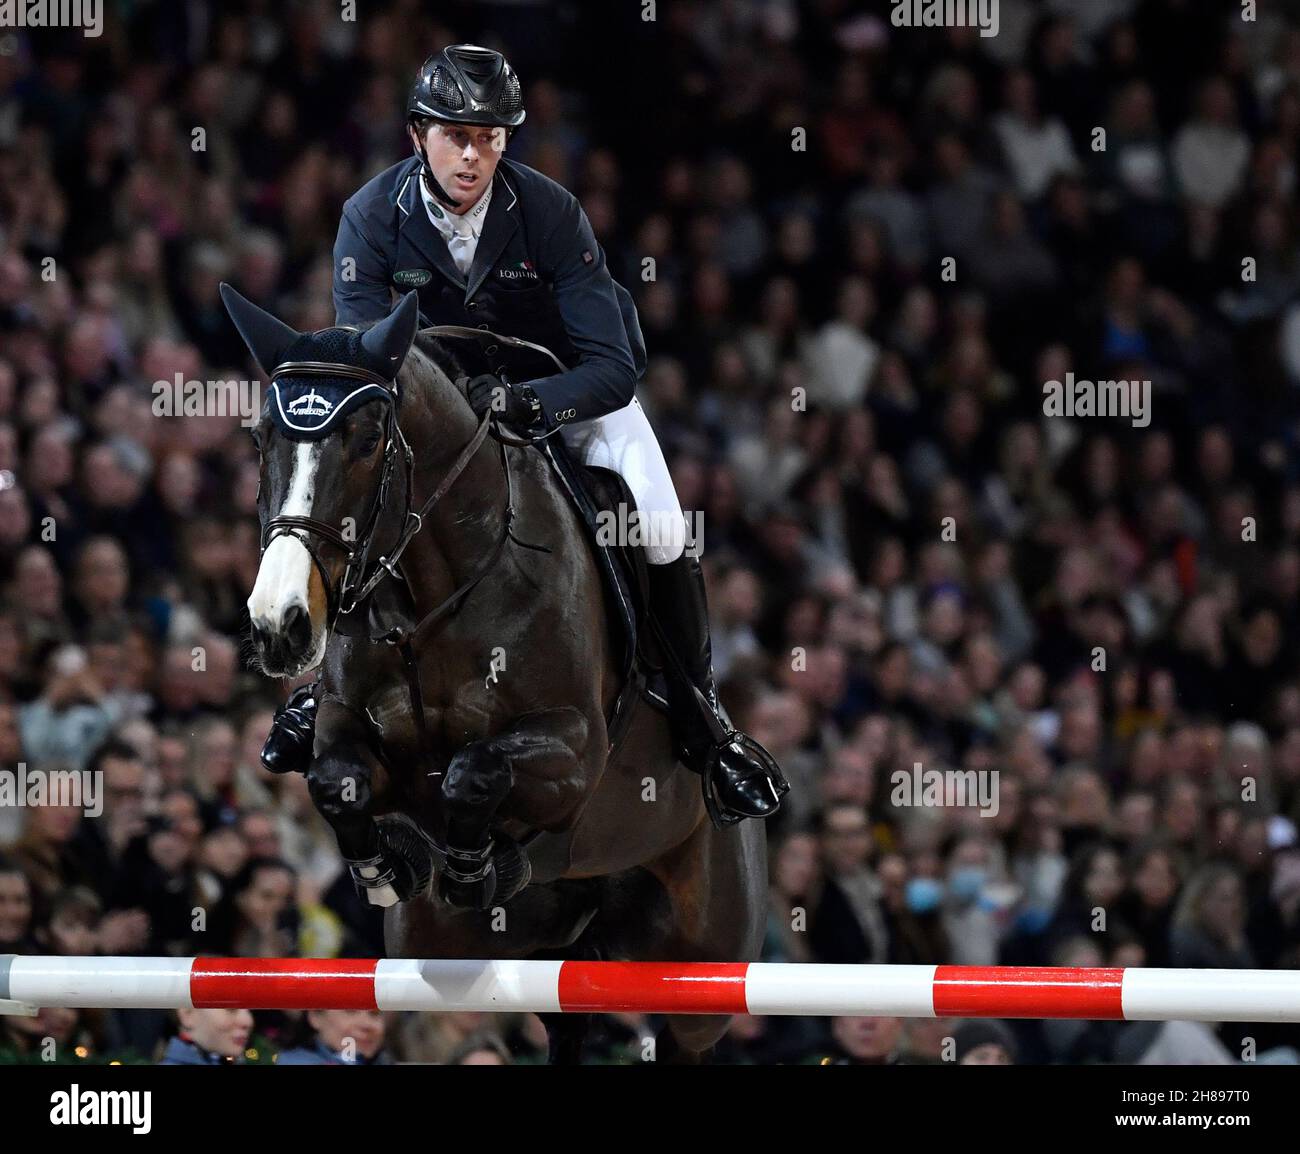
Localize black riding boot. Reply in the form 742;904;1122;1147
262;681;320;774
647;553;788;825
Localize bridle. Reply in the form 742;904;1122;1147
257;332;559;749
259;359;423;627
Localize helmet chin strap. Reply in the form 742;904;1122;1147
414;139;463;209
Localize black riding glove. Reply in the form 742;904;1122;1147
466;373;543;430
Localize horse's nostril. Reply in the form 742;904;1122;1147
251;621;270;650
283;603;312;657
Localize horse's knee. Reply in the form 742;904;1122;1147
307;749;373;820
443;742;512;813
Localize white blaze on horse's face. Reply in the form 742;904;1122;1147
248;440;329;676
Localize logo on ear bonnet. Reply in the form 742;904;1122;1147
286;390;335;418
270;377;390;438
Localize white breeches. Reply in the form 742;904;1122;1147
559;396;686;564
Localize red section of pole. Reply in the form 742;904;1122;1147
191;957;380;1010
557;961;750;1015
933;965;1126;1019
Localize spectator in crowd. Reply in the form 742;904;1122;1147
205;856;299;958
8;799;91;915
159;1007;254;1065
1116;841;1181;967
445;1033;513;1066
820;1015;906;1065
0;855;36;953
808;802;888;964
1;1004;104;1062
34;884;101;955
277;1008;391;1065
954;1018;1019;1064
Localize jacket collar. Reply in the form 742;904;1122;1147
396;163;463;289
465;165;520;301
396;160;520;303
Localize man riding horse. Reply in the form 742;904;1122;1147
260;44;786;825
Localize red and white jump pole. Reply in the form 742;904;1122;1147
5;956;1300;1021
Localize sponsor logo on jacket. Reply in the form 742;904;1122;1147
498;260;539;282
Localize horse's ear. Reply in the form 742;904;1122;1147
360;291;419;372
220;283;300;374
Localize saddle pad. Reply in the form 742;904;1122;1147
534;437;669;728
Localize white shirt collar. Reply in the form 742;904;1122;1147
419;174;493;238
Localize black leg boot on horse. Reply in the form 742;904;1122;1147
263;690;436;907
262;682;319;775
648;552;789;827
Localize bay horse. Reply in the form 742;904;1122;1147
222;285;766;1062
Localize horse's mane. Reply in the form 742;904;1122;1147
414;332;469;381
401;332;471;401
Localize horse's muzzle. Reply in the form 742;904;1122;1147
250;602;317;676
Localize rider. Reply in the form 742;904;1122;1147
260;44;786;824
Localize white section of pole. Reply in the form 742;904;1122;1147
374;957;564;1012
5;955;195;1010
1121;967;1300;1024
744;963;939;1017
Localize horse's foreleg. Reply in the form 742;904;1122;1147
440;708;593;910
309;723;432;908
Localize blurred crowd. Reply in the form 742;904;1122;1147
3;0;1300;1064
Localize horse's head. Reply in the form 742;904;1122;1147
222;285;420;677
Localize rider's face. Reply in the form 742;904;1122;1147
412;121;506;211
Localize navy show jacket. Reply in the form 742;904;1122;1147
332;155;647;429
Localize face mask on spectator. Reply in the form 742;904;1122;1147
905;877;943;913
949;867;987;902
1015;906;1053;935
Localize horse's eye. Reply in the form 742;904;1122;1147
356;429;382;455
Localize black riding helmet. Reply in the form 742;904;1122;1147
408;45;526;207
409;44;526;128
